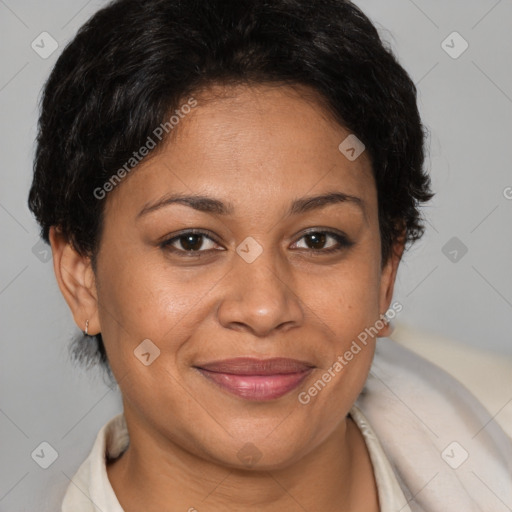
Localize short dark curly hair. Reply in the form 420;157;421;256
28;0;434;377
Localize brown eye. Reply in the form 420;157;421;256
176;233;208;251
292;230;353;254
160;230;221;256
304;232;328;250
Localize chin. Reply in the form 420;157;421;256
194;428;312;472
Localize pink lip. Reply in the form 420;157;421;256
195;357;315;401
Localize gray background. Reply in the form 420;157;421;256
0;0;511;510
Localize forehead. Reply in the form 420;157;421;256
105;83;376;219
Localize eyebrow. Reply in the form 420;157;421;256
137;191;366;219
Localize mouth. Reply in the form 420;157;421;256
194;357;315;401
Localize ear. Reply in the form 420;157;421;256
376;229;405;338
49;226;101;335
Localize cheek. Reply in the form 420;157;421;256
300;256;382;336
294;260;380;432
95;249;223;368
94;256;166;354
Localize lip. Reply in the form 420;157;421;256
194;357;315;401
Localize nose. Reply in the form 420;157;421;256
216;245;304;337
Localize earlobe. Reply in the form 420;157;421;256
49;226;100;335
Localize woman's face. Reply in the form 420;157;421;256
74;84;401;469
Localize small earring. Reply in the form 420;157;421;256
84;319;89;336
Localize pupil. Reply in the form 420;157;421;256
182;234;202;251
307;233;325;249
179;233;328;251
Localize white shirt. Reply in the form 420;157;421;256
61;405;410;511
61;338;512;511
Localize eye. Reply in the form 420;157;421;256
292;230;353;254
159;228;353;258
159;230;222;257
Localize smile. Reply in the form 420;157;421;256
194;357;315;401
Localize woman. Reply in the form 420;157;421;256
28;0;512;510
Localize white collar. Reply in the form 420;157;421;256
61;403;409;511
62;338;512;511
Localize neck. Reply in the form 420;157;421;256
107;408;379;512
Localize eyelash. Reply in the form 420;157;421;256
159;229;353;257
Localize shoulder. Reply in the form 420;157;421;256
355;338;512;511
61;413;126;512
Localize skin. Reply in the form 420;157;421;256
50;83;404;512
